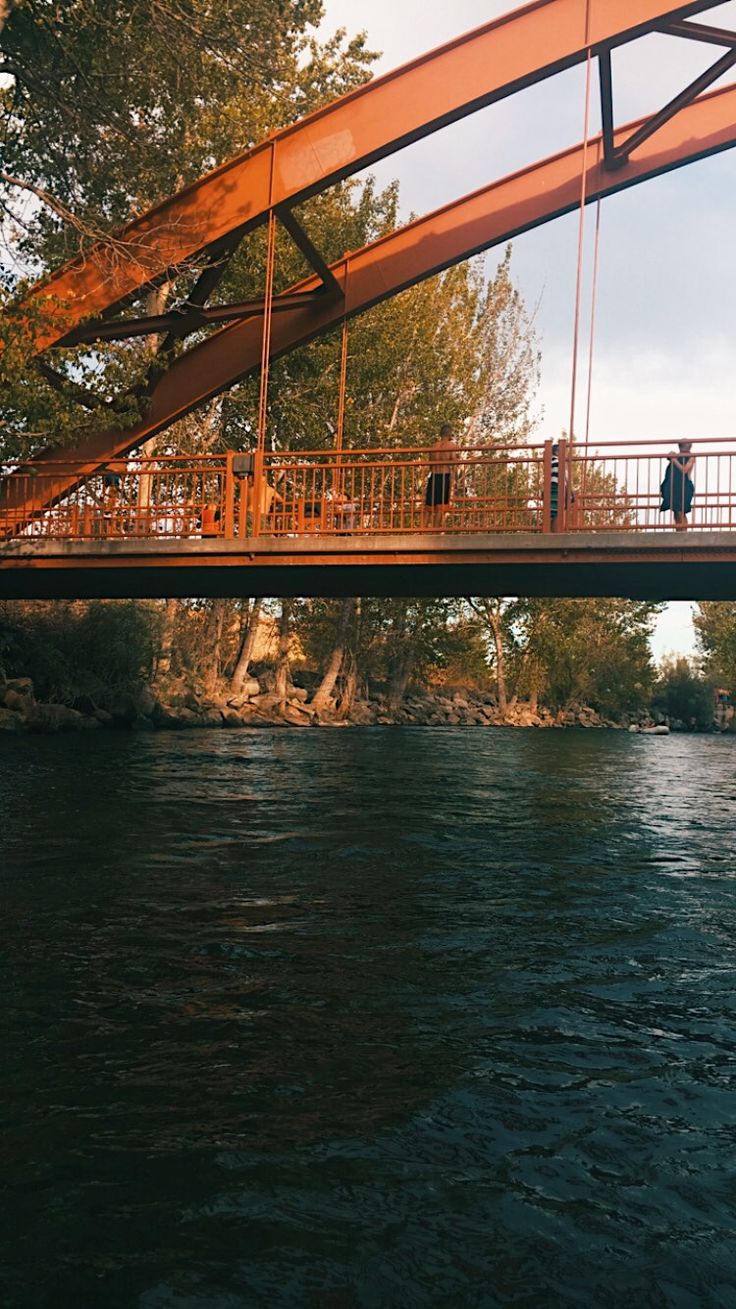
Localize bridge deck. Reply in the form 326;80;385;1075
2;532;735;600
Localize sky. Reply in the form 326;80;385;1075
320;0;736;658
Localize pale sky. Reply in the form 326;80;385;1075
320;0;736;658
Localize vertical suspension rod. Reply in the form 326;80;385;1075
257;209;277;451
335;263;349;499
580;197;603;514
568;0;593;454
253;147;277;539
336;315;349;457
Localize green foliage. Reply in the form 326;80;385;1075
503;597;660;716
652;656;712;728
1;0;375;266
0;0;377;456
0;291;146;458
0;600;161;700
470;248;540;446
694;603;736;689
299;596;488;699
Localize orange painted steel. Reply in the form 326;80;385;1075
5;437;736;543
0;456;233;542
8;79;736;531
19;0;723;352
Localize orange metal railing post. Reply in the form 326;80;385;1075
557;438;569;532
237;468;248;539
542;441;553;534
224;452;235;538
251;448;264;539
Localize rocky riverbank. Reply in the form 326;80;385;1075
0;671;635;734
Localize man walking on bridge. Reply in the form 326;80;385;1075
423;423;456;529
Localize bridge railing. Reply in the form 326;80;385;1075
564;438;736;532
257;443;544;536
0;455;232;541
1;438;735;541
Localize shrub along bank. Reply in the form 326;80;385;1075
1;597;731;734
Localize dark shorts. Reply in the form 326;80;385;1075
425;472;451;507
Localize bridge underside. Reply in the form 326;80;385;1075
1;534;735;601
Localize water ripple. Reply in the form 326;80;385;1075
1;729;736;1306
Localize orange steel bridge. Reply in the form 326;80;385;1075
3;438;736;599
3;0;736;597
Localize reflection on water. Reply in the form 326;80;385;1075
1;729;736;1307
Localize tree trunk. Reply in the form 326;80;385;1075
487;604;508;717
202;599;227;695
337;655;358;720
230;598;263;692
311;597;355;714
274;599;292;704
157;597;179;677
387;650;414;711
337;598;361;719
387;602;413;711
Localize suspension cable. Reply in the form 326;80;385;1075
568;0;593;450
584;197;602;447
257;143;277;458
336;285;349;457
257;206;277;454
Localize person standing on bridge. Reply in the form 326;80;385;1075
660;441;695;531
423;423;456;529
549;441;574;530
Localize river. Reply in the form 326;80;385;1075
2;729;735;1307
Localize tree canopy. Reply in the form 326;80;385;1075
1;0;374;269
0;0;376;456
694;603;736;690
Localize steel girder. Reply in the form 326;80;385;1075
20;0;728;350
4;78;735;528
5;535;736;602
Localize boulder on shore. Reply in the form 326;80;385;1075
26;703;87;732
101;690;138;727
229;678;261;701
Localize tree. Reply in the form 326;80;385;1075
694;603;736;690
0;598;161;700
466;599;511;715
1;1;374;268
230;599;264;694
0;1;377;457
467;247;541;447
652;656;712;728
501;597;660;718
274;599;293;704
310;597;356;713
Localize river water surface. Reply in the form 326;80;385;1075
2;729;736;1307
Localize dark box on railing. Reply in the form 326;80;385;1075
232;454;255;476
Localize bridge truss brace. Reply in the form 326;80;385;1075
58;206;343;348
18;0;731;353
600;14;736;169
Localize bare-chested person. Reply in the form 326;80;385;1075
423;423;456;529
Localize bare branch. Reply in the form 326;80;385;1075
0;170;102;236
